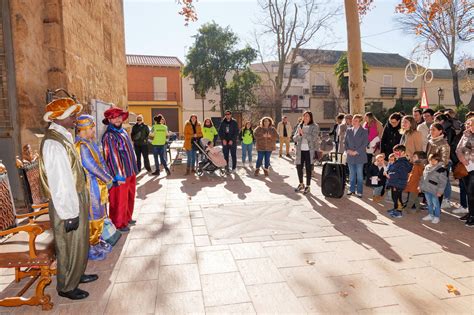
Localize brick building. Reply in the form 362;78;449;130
0;0;127;200
127;54;183;135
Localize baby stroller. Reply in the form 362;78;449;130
193;139;228;176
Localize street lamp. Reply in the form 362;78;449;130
437;87;443;107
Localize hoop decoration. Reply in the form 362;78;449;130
404;43;435;84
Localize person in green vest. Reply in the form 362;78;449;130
151;114;171;176
239;121;254;165
202;118;218;145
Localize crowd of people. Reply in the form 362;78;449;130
332;107;474;227
37;97;473;302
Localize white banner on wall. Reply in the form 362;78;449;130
90;99;113;148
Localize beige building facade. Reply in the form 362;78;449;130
0;0;127;200
252;49;471;129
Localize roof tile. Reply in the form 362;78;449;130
126;54;183;67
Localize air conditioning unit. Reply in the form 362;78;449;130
303;88;310;95
299;95;304;100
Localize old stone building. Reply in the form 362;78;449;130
0;0;127;200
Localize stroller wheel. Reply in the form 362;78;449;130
220;169;227;176
196;169;203;176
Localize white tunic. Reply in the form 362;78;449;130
42;123;80;220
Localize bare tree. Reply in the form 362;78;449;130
397;0;474;107
254;0;340;122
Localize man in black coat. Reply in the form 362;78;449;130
131;115;152;172
218;110;239;172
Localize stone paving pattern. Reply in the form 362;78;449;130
1;150;473;314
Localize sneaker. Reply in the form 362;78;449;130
441;199;451;209
422;214;434;221
390;210;403;218
347;191;354;196
387;209;396;214
431;217;440;224
466;220;474;227
453;207;468;214
356;193;362;198
295;183;305;192
303;186;310;195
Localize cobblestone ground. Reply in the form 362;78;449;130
1;148;473;314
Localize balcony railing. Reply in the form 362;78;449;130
128;92;177;101
380;87;397;97
400;88;417;97
312;85;330;96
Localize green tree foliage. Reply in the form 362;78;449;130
224;69;261;112
183;22;257;117
334;53;369;100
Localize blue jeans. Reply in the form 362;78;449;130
256;151;271;169
348;163;364;194
242;143;253;163
186;149;197;168
425;192;441;218
153;145;169;171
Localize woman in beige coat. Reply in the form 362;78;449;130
399;115;423;160
253;117;279;176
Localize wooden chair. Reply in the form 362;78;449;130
0;163;56;311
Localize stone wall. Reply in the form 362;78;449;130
9;0;127;149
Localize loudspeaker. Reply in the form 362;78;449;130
321;162;346;198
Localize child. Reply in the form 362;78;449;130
384;153;397;202
206;141;227;168
368;153;386;202
386;145;412;218
404;151;427;212
420;153;448;224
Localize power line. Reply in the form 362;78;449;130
361;28;404;38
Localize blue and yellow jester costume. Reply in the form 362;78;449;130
75;115;114;260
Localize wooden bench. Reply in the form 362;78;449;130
0;163;56;311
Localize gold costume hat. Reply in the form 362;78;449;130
43;98;83;122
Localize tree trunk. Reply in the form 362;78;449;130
467;93;474;111
219;86;225;117
274;96;282;123
344;0;364;114
450;64;462;107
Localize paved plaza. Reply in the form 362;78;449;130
1;150;473;314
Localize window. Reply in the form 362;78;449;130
383;75;392;87
103;26;112;63
153;77;167;100
323;101;336;120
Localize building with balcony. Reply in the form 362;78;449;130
127;54;183;135
252;49;471;129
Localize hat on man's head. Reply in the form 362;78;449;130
76;114;96;131
43;98;83;122
102;107;129;125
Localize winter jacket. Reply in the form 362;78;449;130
456;130;474;166
381;123;401;158
344;127;369;165
367;164;386;188
337;123;350;153
293;123;319;165
404;159;426;193
183;121;203;151
387;157;412;189
218;118;239;142
420;163;448;196
426;135;450;167
400;130;423;160
254;126;279;151
417;121;431;151
277;121;293;139
131;123;150;146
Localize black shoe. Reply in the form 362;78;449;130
58;288;89;300
303;186;310;195
460;214;469;221
286;154;291;158
118;226;130;232
146;168;152;173
152;170;160;176
80;274;99;284
466;220;474;227
347;191;353;196
165;168;171;176
129;220;137;226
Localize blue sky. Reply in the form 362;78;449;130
124;0;473;69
